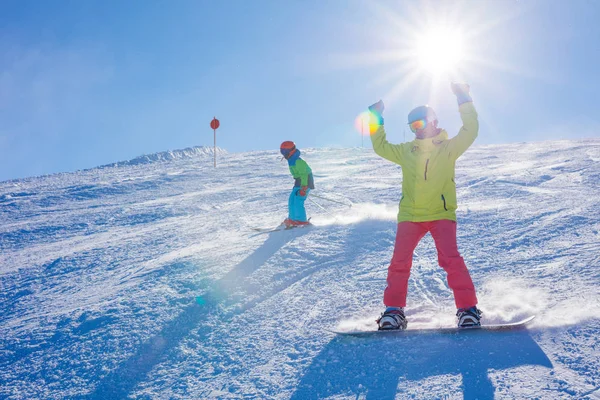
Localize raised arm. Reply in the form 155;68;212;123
371;126;406;166
368;100;405;166
446;83;479;159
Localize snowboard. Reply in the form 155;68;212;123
331;315;535;337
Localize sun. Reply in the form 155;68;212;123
414;26;466;78
340;1;529;137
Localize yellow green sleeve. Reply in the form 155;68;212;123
447;102;479;159
370;125;405;165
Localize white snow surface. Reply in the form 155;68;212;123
1;140;599;399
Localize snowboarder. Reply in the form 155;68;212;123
368;82;482;330
280;141;314;228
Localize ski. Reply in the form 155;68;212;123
252;225;287;233
252;224;312;234
331;315;535;337
252;218;312;233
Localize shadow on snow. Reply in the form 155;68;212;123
291;329;552;400
84;228;308;399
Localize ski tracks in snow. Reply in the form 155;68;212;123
1;141;600;398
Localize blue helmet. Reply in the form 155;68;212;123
407;105;437;124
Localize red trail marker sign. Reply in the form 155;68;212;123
210;117;220;167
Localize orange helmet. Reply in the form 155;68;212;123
280;141;297;159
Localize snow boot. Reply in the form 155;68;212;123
283;218;311;229
457;306;482;327
377;307;407;330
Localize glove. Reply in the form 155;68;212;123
451;82;472;105
368;100;385;125
368;99;384;115
298;186;308;196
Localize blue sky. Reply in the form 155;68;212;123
1;0;599;181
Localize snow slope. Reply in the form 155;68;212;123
1;139;599;399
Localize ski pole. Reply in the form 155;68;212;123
308;197;340;219
309;196;343;224
310;193;352;208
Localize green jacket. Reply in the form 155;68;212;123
289;158;313;187
370;102;479;222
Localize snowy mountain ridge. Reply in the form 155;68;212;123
99;145;227;169
0;138;599;399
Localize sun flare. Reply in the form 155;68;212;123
343;1;528;137
415;27;466;78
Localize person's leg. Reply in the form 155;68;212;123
288;188;296;220
429;220;478;309
293;188;310;222
383;222;428;307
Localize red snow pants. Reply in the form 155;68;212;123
383;220;478;309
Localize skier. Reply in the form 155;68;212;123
368;82;482;330
280;141;314;228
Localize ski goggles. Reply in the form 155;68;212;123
280;147;296;158
408;117;436;133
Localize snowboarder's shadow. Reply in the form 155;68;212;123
85;228;307;400
292;329;552;400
